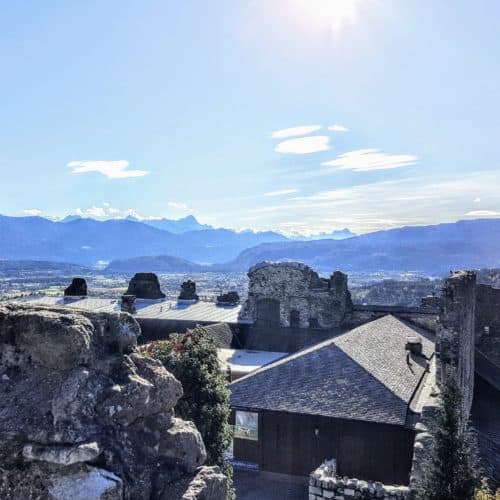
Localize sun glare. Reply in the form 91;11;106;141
291;0;360;35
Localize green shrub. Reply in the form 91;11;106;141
416;368;478;500
142;328;234;496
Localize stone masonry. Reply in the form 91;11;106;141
436;270;476;416
241;262;353;328
310;460;410;500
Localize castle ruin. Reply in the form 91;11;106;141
241;262;353;329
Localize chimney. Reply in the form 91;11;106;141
121;294;137;314
405;336;423;356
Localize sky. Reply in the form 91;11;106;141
1;0;500;235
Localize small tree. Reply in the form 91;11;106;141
142;328;233;491
416;368;478;500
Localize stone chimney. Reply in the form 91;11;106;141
178;280;199;301
64;277;87;297
125;273;165;300
436;270;476;416
121;294;137;314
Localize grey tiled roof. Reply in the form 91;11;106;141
16;296;251;324
197;322;233;348
230;315;434;426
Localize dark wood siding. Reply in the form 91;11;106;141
256;298;280;327
233;409;415;485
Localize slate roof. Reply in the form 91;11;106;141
17;296;251;325
230;315;434;426
197;322;234;349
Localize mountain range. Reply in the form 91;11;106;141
0;215;287;265
219;218;500;274
1;214;499;275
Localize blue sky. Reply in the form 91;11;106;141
1;0;499;235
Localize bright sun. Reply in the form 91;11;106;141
291;0;361;35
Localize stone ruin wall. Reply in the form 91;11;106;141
310;461;410;500
410;271;478;492
349;308;438;332
0;302;227;500
241;262;352;329
436;270;476;416
475;283;500;344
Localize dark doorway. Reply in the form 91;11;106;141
290;309;300;328
256;298;280;327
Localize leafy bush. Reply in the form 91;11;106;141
141;328;234;495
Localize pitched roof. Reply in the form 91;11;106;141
229;315;434;426
197;322;233;348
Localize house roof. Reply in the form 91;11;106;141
229;315;434;426
197;322;233;349
17;296;251;325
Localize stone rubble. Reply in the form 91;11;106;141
310;461;410;500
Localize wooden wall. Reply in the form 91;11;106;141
232;409;415;485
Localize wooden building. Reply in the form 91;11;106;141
229;315;434;485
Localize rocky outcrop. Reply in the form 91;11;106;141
0;303;227;499
125;273;166;300
178;280;199;301
64;277;87;297
120;294;137;314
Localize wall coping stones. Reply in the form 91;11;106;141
310;461;410;500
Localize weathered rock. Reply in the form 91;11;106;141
159;418;207;472
23;442;101;466
180;466;229;500
64;277;88;297
48;466;123;500
126;272;166;299
179;280;199;301
0;302;226;500
121;294;137;314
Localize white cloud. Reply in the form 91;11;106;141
328;124;349;132
271;125;322;139
167;201;188;209
67;160;149;179
23;208;42;216
275;136;331;154
474;197;481;203
75;205;145;219
232;171;500;234
264;188;299;197
464;210;500;217
322;149;417;171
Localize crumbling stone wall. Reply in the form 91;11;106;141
240;262;352;328
475;283;500;342
310;460;410;499
436;270;476;416
0;303;227;500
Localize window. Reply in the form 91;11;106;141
234;411;258;440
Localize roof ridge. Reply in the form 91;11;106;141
230;314;404;386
